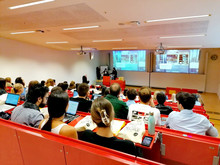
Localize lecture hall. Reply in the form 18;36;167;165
0;0;220;165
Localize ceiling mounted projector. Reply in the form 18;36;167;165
155;43;165;55
77;46;87;55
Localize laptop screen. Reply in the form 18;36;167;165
92;94;102;100
73;90;78;97
5;93;20;106
66;100;79;115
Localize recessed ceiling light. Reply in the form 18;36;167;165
10;31;36;34
46;41;68;44
145;14;211;23
93;39;123;42
112;47;138;50
167;45;203;48
63;25;100;31
9;0;55;9
160;34;206;39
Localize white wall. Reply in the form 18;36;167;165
0;38;100;85
1;38;220;94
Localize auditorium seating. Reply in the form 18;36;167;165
0;118;161;165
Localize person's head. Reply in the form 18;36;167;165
51;86;63;93
127;89;137;100
26;83;49;108
176;92;196;110
91;97;114;127
104;88;110;97
153;90;160;100
156;92;166;105
110;83;121;97
40;80;45;86
77;83;89;97
113;67;116;71
5;77;11;83
42;89;69;131
58;82;68;91
28;80;39;90
68;81;76;90
123;88;129;97
138;87;151;103
13;83;24;95
15;77;25;87
0;78;6;90
46;78;54;87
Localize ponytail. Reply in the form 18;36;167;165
100;109;110;126
41;116;52;131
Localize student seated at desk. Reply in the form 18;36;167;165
70;83;92;113
126;88;137;107
128;87;161;125
165;92;218;137
39;89;78;139
80;98;136;155
155;92;173;115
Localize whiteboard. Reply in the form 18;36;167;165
100;66;108;73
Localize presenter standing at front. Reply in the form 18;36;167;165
111;67;117;80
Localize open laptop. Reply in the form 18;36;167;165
63;100;79;123
91;94;102;100
0;93;20;112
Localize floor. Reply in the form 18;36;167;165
126;86;220;138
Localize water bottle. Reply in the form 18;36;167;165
148;112;155;135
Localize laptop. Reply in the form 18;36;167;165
91;94;102;100
0;93;20;112
73;90;78;98
63;100;79;123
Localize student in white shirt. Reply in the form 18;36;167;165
166;92;218;137
128;87;161;125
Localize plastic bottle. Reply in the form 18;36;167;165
148;112;155;135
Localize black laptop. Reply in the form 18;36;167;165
63;100;79;123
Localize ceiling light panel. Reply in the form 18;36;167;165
63;25;100;31
10;31;36;34
9;0;55;9
46;41;68;44
146;14;210;23
93;39;123;42
160;34;206;39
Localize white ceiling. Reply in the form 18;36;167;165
0;0;220;51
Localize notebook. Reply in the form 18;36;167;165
0;93;20;112
63;100;79;123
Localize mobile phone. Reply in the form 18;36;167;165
141;136;153;147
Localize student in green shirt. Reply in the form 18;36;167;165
105;83;128;119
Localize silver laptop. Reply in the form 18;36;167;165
0;93;20;112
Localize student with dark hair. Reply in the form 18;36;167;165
105;83;128;119
15;77;25;87
156;92;173;115
128;87;161;125
126;88;137;107
11;84;49;128
40;80;45;86
39;89;77;139
80;98;136;155
166;92;218;137
82;75;89;84
58;82;68;91
0;78;6;95
70;83;92;112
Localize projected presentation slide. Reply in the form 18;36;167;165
155;49;200;73
113;50;146;71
